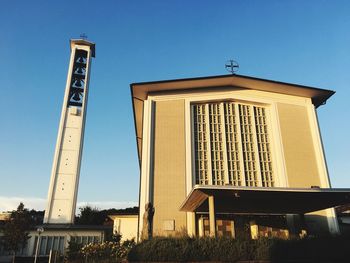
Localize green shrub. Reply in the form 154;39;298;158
66;238;135;263
128;235;350;262
80;240;135;262
127;236;273;262
66;240;83;261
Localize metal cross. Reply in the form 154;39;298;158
225;60;239;74
80;33;88;40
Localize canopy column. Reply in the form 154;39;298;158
208;195;216;237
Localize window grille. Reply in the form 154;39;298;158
193;101;274;187
208;103;225;185
224;103;242;186
193;104;209;185
254;107;274;187
33;235;66;256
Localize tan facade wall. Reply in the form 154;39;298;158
277;103;321;188
152;99;187;236
277;103;329;232
111;216;138;241
146;96;333;236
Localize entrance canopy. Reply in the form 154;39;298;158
180;185;350;214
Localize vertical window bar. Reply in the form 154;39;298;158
219;103;229;185
53;237;59;251
39;236;47;255
32;237;38;255
205;104;213;185
250;105;263;187
208;103;225;185
58;237;65;254
46;237;53;255
224;102;242;186
193;104;210;185
254;106;274;187
234;103;246;186
239;104;258;186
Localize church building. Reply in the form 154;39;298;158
131;74;350;240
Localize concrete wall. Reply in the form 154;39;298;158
277;102;329;232
277;103;321;188
144;90;335;236
112;216;138;241
152;100;187;236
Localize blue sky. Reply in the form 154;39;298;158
0;0;349;212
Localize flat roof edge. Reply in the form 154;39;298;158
192;185;350;193
180;186;350;214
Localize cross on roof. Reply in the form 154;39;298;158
80;33;88;40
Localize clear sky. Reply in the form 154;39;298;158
0;0;349;212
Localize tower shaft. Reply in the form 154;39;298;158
44;40;95;224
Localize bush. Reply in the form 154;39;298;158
66;240;83;261
64;235;350;262
66;238;135;263
128;235;350;262
127;236;274;262
80;240;135;262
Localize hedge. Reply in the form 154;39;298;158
127;236;350;262
128;237;273;262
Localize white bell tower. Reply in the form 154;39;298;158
44;39;95;224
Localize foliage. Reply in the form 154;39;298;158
28;209;45;225
75;206;103;225
66;239;84;261
127;236;273;262
128;235;350;262
75;206;139;225
111;233;122;243
65;236;135;262
80;240;133;262
1;203;33;257
104;206;139;215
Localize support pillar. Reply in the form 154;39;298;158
208;195;216;237
287;214;306;238
286;214;297;238
198;216;204;237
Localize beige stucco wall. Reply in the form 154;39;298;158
145;95;333;236
277;102;329;232
277;103;321;188
111;216;138;241
152;99;187;236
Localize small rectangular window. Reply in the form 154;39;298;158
46;237;53;255
39;236;47;255
58;237;65;254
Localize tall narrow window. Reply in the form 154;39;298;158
209;103;225;185
254;107;274;187
193;101;274;187
239;104;259;186
193;104;209;185
224;103;242;186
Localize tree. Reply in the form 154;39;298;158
75;205;104;225
2;203;32;262
75;206;139;225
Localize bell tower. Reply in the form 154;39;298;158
44;39;95;224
